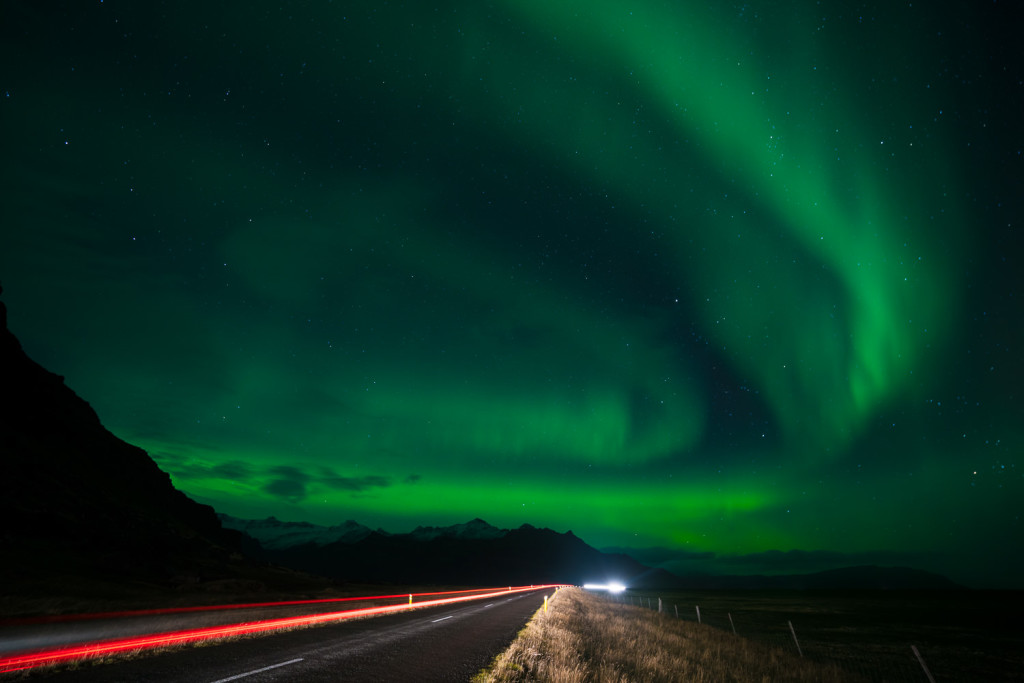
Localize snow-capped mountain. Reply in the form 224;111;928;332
407;518;507;541
219;514;510;550
217;514;375;550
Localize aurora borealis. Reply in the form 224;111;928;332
1;1;1020;587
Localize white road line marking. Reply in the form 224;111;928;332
431;615;453;623
485;603;494;607
209;658;304;683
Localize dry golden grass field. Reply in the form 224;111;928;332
479;587;1024;682
477;587;861;682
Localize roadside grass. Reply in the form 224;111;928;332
477;587;863;682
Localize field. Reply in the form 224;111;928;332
479;587;1024;682
479;587;857;682
621;588;1024;682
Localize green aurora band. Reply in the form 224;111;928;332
1;0;1019;586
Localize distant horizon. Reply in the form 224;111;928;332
210;506;991;589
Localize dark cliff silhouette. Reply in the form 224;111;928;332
0;289;250;605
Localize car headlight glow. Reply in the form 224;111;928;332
583;582;626;593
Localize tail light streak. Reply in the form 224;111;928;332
0;587;505;626
0;585;563;673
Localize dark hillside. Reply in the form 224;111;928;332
0;288;259;608
260;523;677;588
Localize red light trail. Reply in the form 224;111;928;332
0;585;564;674
0;586;505;626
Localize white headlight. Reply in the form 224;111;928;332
583;582;627;593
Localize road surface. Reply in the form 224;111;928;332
28;589;548;681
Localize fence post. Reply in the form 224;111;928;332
409;594;412;605
788;620;803;657
658;598;662;613
674;605;679;618
912;646;937;683
696;605;701;624
728;612;736;635
544;595;549;613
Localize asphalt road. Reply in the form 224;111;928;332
32;590;548;682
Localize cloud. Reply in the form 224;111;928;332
262;478;308;503
210;461;254;480
154;454;406;502
149;452;255;483
268;466;308;479
261;466;310;502
321;474;391;491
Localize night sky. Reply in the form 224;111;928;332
2;1;1020;588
